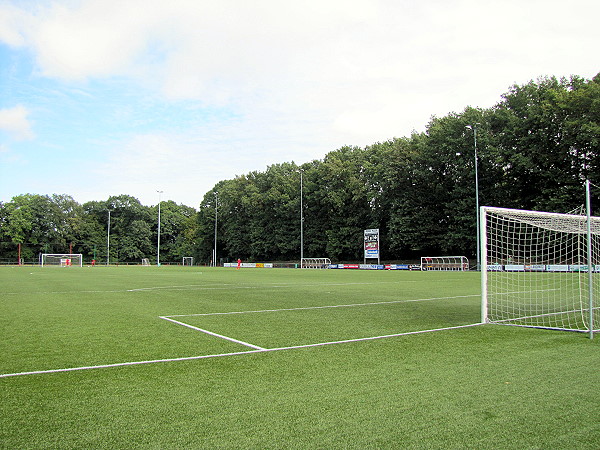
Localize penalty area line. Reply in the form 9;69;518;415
164;294;480;318
0;323;483;379
159;316;265;350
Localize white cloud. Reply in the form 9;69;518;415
92;131;238;206
4;1;598;121
1;0;599;206
0;105;34;141
0;2;32;47
92;115;333;207
28;1;157;81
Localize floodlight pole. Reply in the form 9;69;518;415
214;191;218;267
157;190;163;266
466;124;481;271
299;169;304;268
107;209;112;266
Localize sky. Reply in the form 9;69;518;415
0;0;598;209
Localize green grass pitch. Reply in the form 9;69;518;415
1;266;599;448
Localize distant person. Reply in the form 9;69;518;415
237;258;241;270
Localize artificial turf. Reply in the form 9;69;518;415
1;266;598;448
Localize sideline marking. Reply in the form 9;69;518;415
0;324;482;379
0;350;265;378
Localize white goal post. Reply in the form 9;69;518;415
41;254;83;267
481;206;599;337
141;258;150;266
182;257;194;266
420;256;469;271
301;258;331;269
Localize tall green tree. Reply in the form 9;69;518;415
154;200;198;263
104;195;153;263
489;75;598;211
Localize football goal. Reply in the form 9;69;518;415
420;256;469;271
301;258;331;269
481;206;600;337
182;257;193;266
41;254;83;267
141;258;150;266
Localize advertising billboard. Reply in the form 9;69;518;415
364;228;380;262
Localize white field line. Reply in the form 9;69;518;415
267;323;483;351
1;284;235;295
127;280;418;292
0;350;266;378
0;323;483;379
164;294;480;318
1;280;418;296
2;289;132;295
159;316;265;350
127;284;232;292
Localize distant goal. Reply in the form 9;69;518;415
41;254;83;267
301;258;331;269
420;256;469;271
182;257;194;266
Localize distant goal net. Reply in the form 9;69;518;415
301;258;331;269
481;206;600;336
41;254;83;267
420;256;469;271
182;257;194;266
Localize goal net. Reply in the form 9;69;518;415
41;254;83;267
182;257;194;266
481;206;600;335
141;258;150;266
420;256;469;271
301;258;331;269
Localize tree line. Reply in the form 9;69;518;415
0;194;197;264
1;74;599;265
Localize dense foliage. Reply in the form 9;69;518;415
0;194;197;264
1;74;599;264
